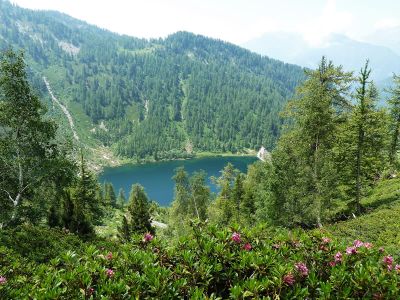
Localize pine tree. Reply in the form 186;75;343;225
104;183;117;208
116;188;126;209
388;74;400;169
272;57;352;227
334;62;389;213
66;152;102;235
170;167;191;220
127;184;153;234
118;215;131;242
232;173;245;222
189;171;210;221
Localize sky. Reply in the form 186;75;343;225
10;0;400;46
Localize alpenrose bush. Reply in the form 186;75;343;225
0;224;400;299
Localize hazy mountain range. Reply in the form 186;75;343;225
243;31;400;83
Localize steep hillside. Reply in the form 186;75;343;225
0;0;305;163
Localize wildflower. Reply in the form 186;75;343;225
395;264;400;272
0;276;6;285
322;237;331;244
346;246;357;255
387;264;393;271
382;256;394;266
294;262;309;277
143;233;154;242
283;273;295;286
353;240;364;248
105;268;114;278
231;232;241;244
334;251;343;263
329;261;336;267
106;252;113;260
364;242;373;249
242;243;252;251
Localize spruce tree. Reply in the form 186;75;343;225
272;57;352;227
118;215;131;242
116;188;126;209
388;74;400;169
127;184;153;234
334;62;389;213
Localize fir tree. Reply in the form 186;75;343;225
388;74;400;169
127;184;153;234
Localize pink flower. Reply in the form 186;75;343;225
105;268;114;278
242;243;252;251
294;262;309;277
387;264;393;271
231;232;241;244
0;276;6;285
283;273;295;286
364;242;373;249
353;240;364;248
329;261;336;267
322;237;331;244
106;252;113;260
346;246;357;255
143;233;154;242
395;265;400;272
382;256;394;266
334;251;343;263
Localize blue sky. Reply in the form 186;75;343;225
11;0;400;45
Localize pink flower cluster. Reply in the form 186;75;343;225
106;268;114;278
231;232;241;243
0;276;6;285
294;262;309;277
242;243;252;251
283;273;295;286
230;232;252;251
143;233;154;242
346;246;357;255
329;251;343;267
383;255;394;271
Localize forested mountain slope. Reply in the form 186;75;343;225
0;0;305;162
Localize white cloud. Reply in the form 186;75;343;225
374;17;400;30
298;0;353;46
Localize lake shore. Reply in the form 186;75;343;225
92;149;258;173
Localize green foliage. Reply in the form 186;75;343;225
61;153;103;236
1;224;400;299
272;57;353;227
0;225;83;263
126;184;153;234
0;1;305;161
0;49;75;227
388;74;400;168
104;182;117;208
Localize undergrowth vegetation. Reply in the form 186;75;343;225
1;224;400;299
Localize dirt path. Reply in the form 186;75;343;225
43;77;79;141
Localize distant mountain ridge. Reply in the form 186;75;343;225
243;32;400;82
0;0;305;163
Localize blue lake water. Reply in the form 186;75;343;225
99;156;258;206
